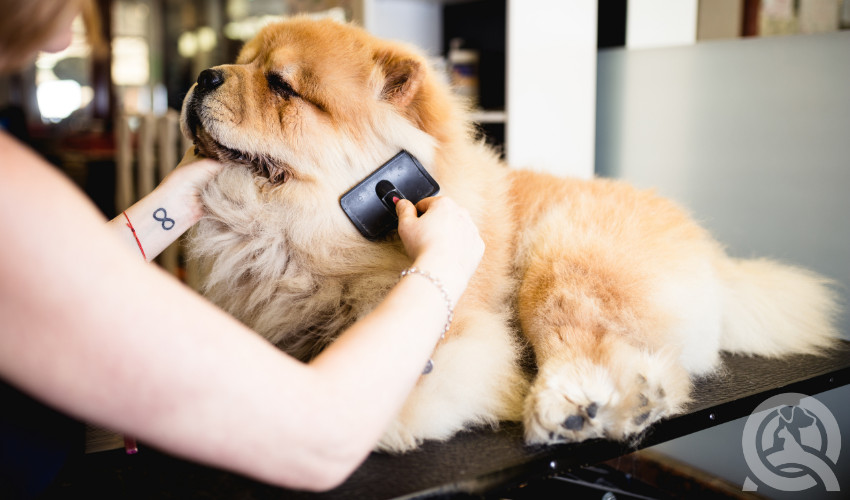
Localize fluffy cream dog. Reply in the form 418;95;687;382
180;17;839;452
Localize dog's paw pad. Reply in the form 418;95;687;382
522;362;613;444
632;411;651;426
586;402;599;419
563;414;585;430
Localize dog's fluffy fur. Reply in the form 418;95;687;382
180;17;839;452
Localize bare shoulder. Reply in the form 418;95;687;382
0;132;104;221
0;130;46;173
2;131;67;186
0;131;110;292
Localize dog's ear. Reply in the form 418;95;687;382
373;49;424;109
371;46;452;141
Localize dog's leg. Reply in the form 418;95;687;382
520;254;690;443
507;173;732;444
376;308;527;453
516;231;699;444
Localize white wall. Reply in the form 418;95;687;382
362;0;442;55
597;33;850;336
626;0;698;49
596;31;850;497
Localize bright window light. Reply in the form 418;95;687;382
36;80;83;122
112;36;150;86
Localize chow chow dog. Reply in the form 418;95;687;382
180;17;838;452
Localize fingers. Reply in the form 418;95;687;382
401;196;453;218
399;196;467;224
413;196;437;214
394;195;484;303
177;147;220;172
164;150;223;194
395;198;417;221
179;146;200;166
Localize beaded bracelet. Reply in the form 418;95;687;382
400;267;454;339
400;267;455;375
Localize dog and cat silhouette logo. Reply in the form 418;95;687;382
742;392;841;492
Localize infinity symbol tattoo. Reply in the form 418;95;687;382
153;208;175;230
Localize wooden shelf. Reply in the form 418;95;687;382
469;109;506;124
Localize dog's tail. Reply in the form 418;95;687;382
717;257;841;357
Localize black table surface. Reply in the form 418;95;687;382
45;342;850;500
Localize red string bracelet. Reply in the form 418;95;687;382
124;436;138;455
121;211;144;454
122;211;146;261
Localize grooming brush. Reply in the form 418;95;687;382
340;151;440;240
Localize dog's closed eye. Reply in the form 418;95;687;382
267;73;298;99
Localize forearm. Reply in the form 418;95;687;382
130;258;459;488
107;175;204;261
307;264;452;454
299;198;483;478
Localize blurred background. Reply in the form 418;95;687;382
2;0;848;214
4;0;848;218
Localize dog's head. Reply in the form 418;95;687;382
180;17;457;193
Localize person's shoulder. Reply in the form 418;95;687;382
0;131;69;189
0;131;46;177
0;129;31;154
0;131;85;224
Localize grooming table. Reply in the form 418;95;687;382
45;341;850;499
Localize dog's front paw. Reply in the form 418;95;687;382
523;358;611;444
523;346;691;445
376;420;422;454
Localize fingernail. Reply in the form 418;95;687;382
392;196;400;205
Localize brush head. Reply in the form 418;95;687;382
340;151;440;240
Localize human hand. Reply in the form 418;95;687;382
108;149;223;260
396;196;484;302
172;147;223;191
159;148;223;220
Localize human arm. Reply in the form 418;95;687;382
305;196;484;475
0;133;483;491
106;149;222;261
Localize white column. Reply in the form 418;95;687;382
506;0;597;179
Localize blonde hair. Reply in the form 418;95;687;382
0;0;85;72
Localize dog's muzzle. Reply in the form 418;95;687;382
183;67;295;185
184;69;225;139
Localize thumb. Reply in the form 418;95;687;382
178;146;201;166
395;198;416;223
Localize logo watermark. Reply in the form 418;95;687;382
742;392;841;492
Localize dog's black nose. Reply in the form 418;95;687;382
196;69;224;92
